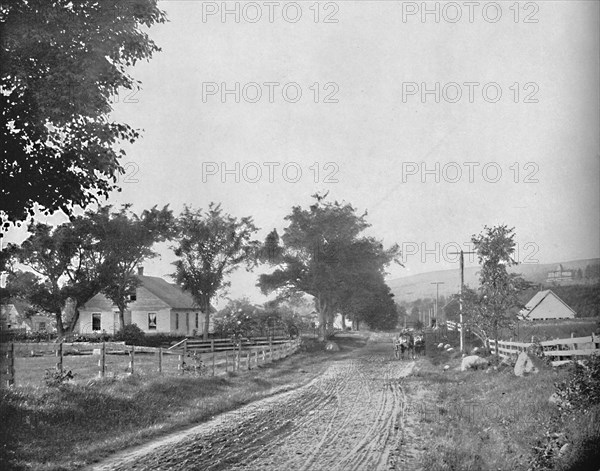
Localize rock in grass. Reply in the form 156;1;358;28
325;341;340;352
460;355;489;371
443;365;450;371
514;352;539;377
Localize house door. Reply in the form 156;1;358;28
113;312;120;334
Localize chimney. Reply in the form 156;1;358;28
137;266;144;276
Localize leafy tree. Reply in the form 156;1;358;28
258;195;401;339
469;225;531;358
10;223;78;334
171;204;259;340
1;0;166;227
5;205;171;334
100;204;174;330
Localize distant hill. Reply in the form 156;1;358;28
387;258;600;303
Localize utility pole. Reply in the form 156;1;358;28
449;249;476;353
431;281;445;324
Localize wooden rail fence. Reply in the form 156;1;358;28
489;333;600;366
1;337;301;387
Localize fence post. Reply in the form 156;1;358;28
211;339;215;352
158;347;163;374
246;351;250;370
212;350;215;376
6;343;15;387
254;350;258;367
225;350;228;373
56;342;63;374
179;339;187;375
129;345;135;375
99;341;106;378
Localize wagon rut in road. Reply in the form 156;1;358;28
88;342;417;471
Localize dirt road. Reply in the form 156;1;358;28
88;336;420;471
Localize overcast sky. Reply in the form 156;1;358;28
5;1;600;305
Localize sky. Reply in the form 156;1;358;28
4;0;600;306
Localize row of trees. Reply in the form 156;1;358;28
256;195;402;337
2;195;403;340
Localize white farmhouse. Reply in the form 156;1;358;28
77;269;213;336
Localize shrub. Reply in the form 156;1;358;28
44;369;74;387
114;324;145;345
528;355;600;470
554;354;600;411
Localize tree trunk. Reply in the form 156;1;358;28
318;309;327;341
203;298;211;340
340;313;346;330
119;307;126;332
55;311;64;338
493;323;499;360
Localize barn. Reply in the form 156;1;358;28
519;289;576;321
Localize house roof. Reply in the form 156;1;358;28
82;275;215;312
521;289;576;317
137;275;198;309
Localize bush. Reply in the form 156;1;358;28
114;324;145;345
554;354;600;411
528;355;600;470
43;369;74;387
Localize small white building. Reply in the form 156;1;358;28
77;271;213;336
519;290;576;321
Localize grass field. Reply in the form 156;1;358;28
12;353;182;387
501;317;599;342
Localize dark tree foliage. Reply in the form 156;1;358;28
0;0;166;227
5;204;172;334
258;195;401;338
100;204;174;330
171;204;260;340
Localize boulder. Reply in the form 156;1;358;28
443;364;450;371
472;347;480;354
444;344;451;350
437;343;445;349
460;355;489;371
514;352;539;377
447;347;455;352
325;341;340;352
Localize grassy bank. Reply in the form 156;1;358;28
0;334;367;471
405;348;598;470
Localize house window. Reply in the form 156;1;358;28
129;293;137;302
148;313;157;330
39;322;46;332
92;313;101;331
186;312;189;330
195;313;199;329
175;313;179;330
